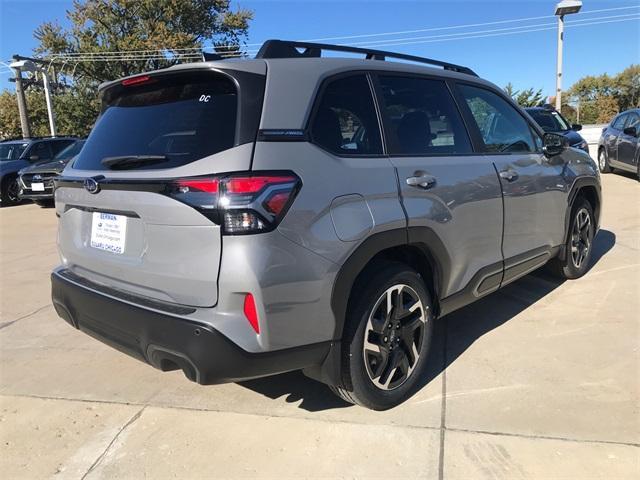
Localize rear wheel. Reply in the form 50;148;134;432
330;262;434;410
598;148;611;173
1;176;20;207
548;197;595;279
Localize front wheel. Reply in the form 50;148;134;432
598;148;611;174
548;198;595;279
330;262;434;410
1;176;20;207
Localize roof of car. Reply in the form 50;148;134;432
1;136;77;143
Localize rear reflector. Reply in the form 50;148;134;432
243;293;260;333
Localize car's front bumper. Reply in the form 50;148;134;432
51;269;330;384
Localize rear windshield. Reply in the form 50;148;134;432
0;143;28;161
73;72;238;170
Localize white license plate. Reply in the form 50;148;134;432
31;182;45;192
90;212;127;254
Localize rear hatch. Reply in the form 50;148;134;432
55;66;265;307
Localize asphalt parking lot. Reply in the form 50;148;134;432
1;172;638;479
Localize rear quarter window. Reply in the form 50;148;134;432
73;72;238;170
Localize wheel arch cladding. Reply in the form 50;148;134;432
330;227;449;341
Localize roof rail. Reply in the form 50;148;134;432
255;39;478;77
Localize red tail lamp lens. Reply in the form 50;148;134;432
243;293;260;334
175;178;219;193
122;75;152;86
226;176;296;194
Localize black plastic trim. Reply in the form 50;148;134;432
52;271;330;384
256;39;478;76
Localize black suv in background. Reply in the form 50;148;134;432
598;109;640;180
0;136;77;206
525;105;589;153
19;139;86;206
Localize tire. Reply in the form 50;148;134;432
1;176;20;207
330;261;434;410
548;197;595;279
598;148;611;174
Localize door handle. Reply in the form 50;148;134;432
499;169;519;182
406;174;436;189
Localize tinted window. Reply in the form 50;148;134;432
50;140;74;156
310;75;382;155
54;140;86;161
460;84;535;153
612;114;627;130
625;113;639;130
527;109;570;132
30;142;53;161
378;76;471;155
74;72;237;170
0;143;28;161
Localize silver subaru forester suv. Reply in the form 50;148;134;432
52;40;601;410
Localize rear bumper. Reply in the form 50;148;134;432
51;270;330;384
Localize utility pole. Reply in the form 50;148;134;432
10;59;32;139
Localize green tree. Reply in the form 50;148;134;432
35;0;253;84
0;86;99;138
1;0;253;139
503;83;545;107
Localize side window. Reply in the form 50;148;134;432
50;140;74;156
30;142;53;161
459;84;535;153
310;75;382;155
625;113;639;130
378;75;471;155
612;114;627;131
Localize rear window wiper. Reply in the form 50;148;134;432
101;155;168;170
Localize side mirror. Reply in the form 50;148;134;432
623;126;638;137
29;155;39;162
542;133;568;157
571;123;582;131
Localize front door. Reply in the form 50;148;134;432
455;83;568;274
617;112;639;168
374;74;504;299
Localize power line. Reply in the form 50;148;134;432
45;13;638;62
345;13;638;47
38;5;638;60
358;16;640;49
300;5;639;42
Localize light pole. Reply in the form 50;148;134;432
554;0;582;111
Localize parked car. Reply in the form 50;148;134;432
524;105;589;153
51;40;601;410
597;108;640;180
19;139;86;206
0;136;77;206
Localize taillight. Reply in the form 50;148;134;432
168;172;300;235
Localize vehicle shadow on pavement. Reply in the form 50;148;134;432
238;229;615;412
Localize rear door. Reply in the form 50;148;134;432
455;83;568;267
55;68;265;307
374;74;504;298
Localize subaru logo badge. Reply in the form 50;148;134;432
84;177;100;194
33;174;42;180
